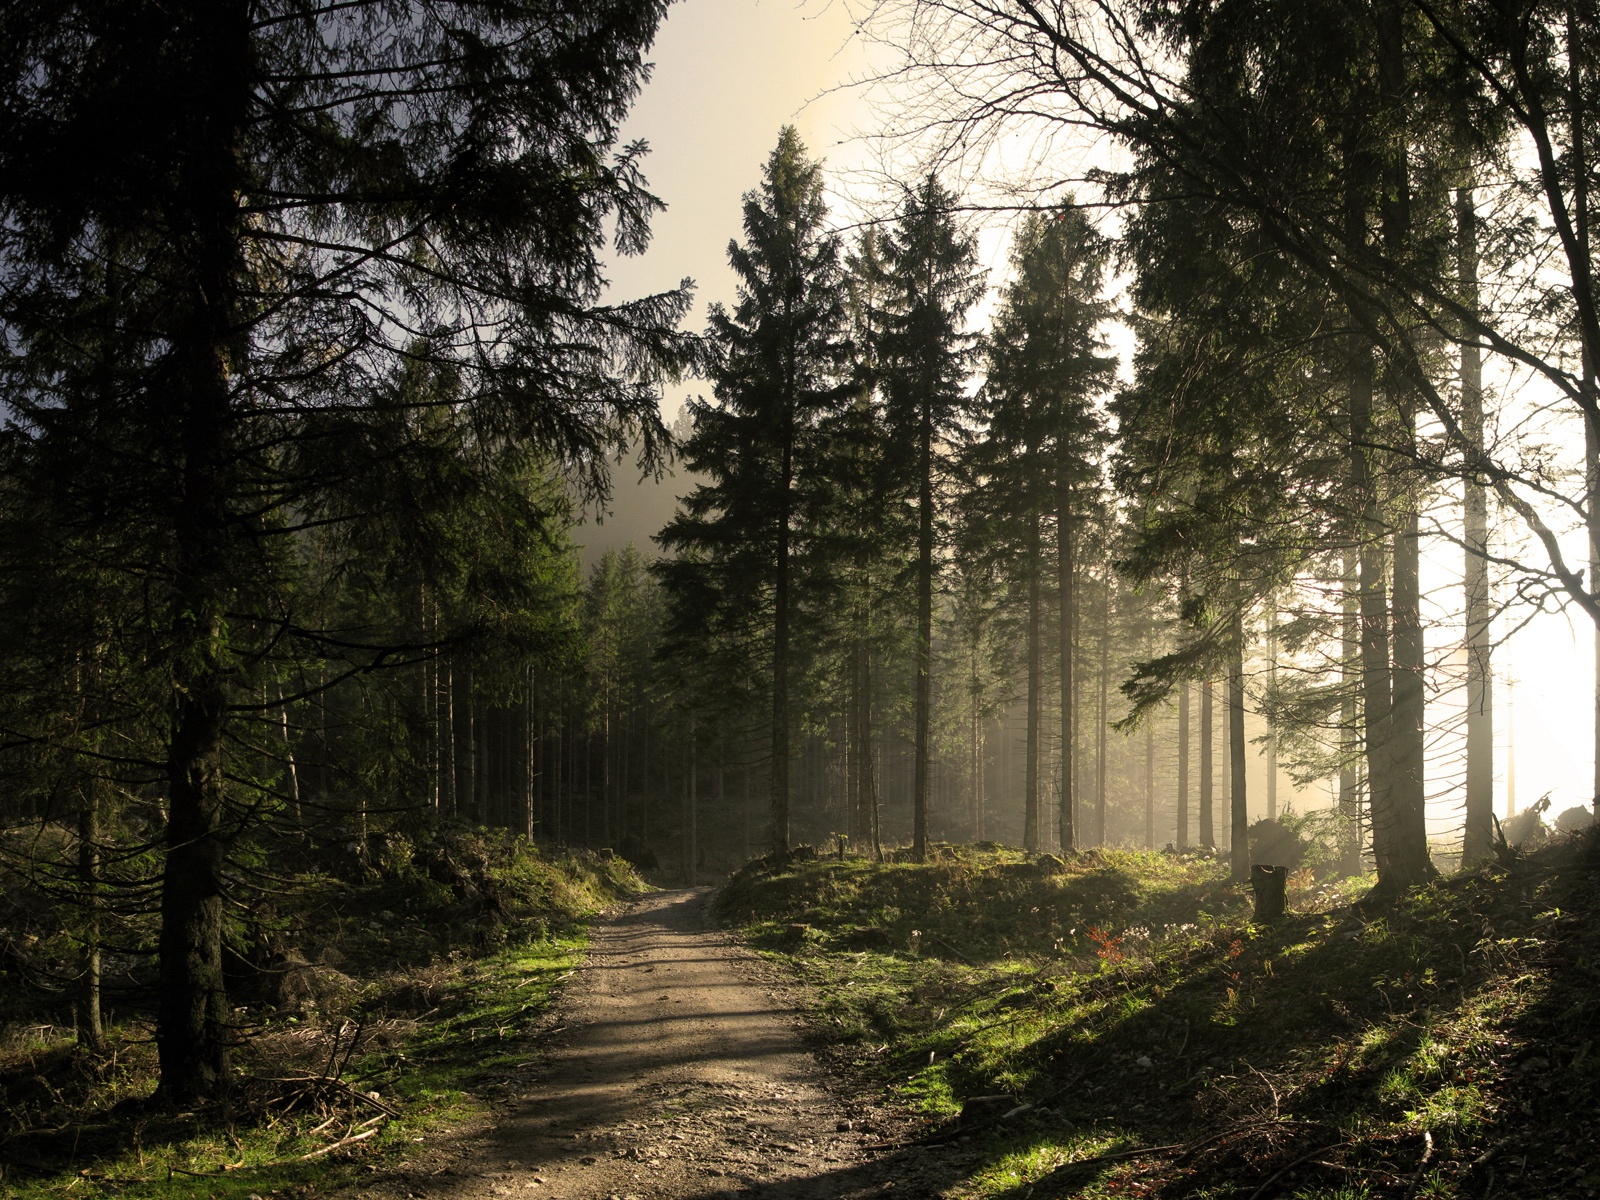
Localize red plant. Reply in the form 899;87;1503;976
1085;925;1125;965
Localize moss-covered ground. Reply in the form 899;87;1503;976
0;831;645;1200
718;839;1600;1198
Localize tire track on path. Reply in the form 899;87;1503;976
390;888;970;1200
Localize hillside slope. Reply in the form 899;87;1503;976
718;839;1600;1198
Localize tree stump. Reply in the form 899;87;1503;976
1251;864;1287;922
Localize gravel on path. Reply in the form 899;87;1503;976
376;888;972;1200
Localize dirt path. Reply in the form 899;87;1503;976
402;889;971;1200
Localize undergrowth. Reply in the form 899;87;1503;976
720;839;1600;1198
0;829;644;1200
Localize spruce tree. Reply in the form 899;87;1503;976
0;0;691;1102
983;208;1113;853
658;127;848;854
877;176;984;863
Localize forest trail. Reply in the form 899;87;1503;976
396;890;967;1200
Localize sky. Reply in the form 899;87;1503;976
580;0;1599;836
577;0;875;566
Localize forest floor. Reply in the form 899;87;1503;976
6;834;1598;1199
714;839;1600;1199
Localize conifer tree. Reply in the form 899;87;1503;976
983;208;1113;853
0;0;692;1102
658;127;848;854
876;176;984;862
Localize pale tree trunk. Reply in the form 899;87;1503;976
1144;714;1155;849
1339;552;1363;874
865;650;881;861
1458;183;1495;863
1025;510;1042;851
1199;681;1214;848
1266;609;1278;821
1228;613;1249;881
1095;573;1109;846
912;399;935;861
1057;485;1076;852
1351;334;1396;879
969;637;984;841
278;689;300;827
1177;684;1190;849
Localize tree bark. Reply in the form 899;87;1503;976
452;658;474;822
772;424;793;854
686;713;698;885
913;397;935;862
1228;613;1250;882
1144;711;1155;850
78;764;104;1052
1095;571;1109;846
1457;183;1495;863
1266;610;1278;821
1057;484;1076;852
1350;317;1397;880
156;0;252;1104
1177;683;1190;849
1025;510;1042;852
1339;552;1363;874
1378;0;1435;891
1570;9;1600;818
1199;681;1214;848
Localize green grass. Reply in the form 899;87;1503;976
1;936;581;1200
0;832;646;1200
721;839;1600;1198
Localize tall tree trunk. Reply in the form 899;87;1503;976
1199;681;1214;848
1095;574;1109;846
452;659;474;823
1144;712;1155;850
1177;683;1190;849
1339;552;1363;874
1457;183;1495;863
685;713;697;885
1351;332;1396;880
969;638;983;841
1025;510;1042;851
1228;613;1250;881
1057;488;1076;852
772;424;793;854
78;765;104;1052
913;400;935;862
1571;9;1600;818
157;3;251;1103
1266;610;1278;821
278;690;300;827
1378;0;1435;891
865;650;882;861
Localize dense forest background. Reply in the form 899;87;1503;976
3;0;1600;1115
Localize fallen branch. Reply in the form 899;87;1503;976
262;1074;400;1117
298;1126;381;1160
1246;1142;1349;1200
1402;1129;1434;1200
